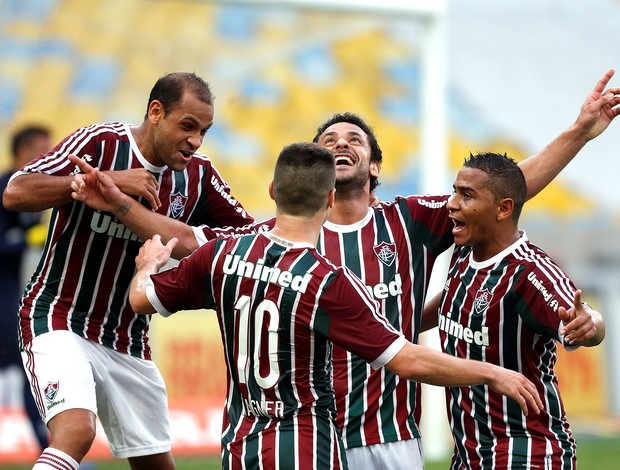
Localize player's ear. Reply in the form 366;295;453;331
147;100;164;124
268;181;275;201
370;160;380;177
327;188;336;209
496;198;514;221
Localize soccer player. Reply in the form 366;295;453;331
2;73;253;470
127;142;543;470
69;69;620;469
437;152;605;469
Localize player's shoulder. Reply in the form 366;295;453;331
187;151;213;167
510;234;558;266
507;235;569;285
376;192;450;210
74;122;129;139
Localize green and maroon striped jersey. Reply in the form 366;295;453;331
198;194;455;448
439;232;577;470
15;122;253;359
146;232;406;469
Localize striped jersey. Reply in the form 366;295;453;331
14;122;253;359
196;194;455;448
438;232;577;470
146;232;406;469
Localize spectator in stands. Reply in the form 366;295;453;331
0;125;52;452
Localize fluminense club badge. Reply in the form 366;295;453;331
169;192;188;219
474;288;493;315
373;242;397;267
44;381;59;402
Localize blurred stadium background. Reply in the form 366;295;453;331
1;0;619;467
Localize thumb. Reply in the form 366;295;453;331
558;306;571;326
167;237;179;251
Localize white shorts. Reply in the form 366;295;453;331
345;438;424;470
21;330;171;459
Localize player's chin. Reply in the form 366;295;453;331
169;159;191;172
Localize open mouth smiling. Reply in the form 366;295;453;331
334;155;354;166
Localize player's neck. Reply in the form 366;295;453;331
471;227;522;262
270;214;323;246
328;195;370;225
130;124;155;165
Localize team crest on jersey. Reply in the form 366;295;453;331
373;242;397;267
169;192;188;219
474;288;493;315
44;381;59;402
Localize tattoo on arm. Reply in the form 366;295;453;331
115;201;132;216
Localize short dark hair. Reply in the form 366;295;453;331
312;112;383;192
273;142;336;217
145;72;214;119
11;125;50;158
463;152;527;221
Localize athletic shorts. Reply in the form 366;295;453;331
345;438;424;470
21;330;171;459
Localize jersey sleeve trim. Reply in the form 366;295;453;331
557;323;580;352
145;277;174;317
370;336;407;369
192;225;208;247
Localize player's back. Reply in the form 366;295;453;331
203;231;402;469
211;232;346;469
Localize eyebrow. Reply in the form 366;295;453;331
321;130;365;139
181;115;212;132
453;183;478;194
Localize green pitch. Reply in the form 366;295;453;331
3;436;618;469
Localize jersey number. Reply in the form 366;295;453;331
234;295;280;389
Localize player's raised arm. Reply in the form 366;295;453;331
519;68;620;200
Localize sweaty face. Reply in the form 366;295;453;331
447;167;501;258
151;90;214;171
316;122;373;191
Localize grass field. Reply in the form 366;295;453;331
3;435;618;469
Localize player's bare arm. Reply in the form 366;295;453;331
559;289;606;347
386;342;543;416
69;155;199;259
129;234;178;314
3;172;76;211
519;68;620;200
419;291;441;333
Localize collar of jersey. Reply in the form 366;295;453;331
264;232;314;250
468;230;529;270
323;207;373;233
124;124;166;172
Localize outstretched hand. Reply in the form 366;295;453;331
575;68;620;141
135;234;178;272
558;289;605;346
489;368;543;416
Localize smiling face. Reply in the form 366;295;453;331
315;121;379;195
148;89;214;171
